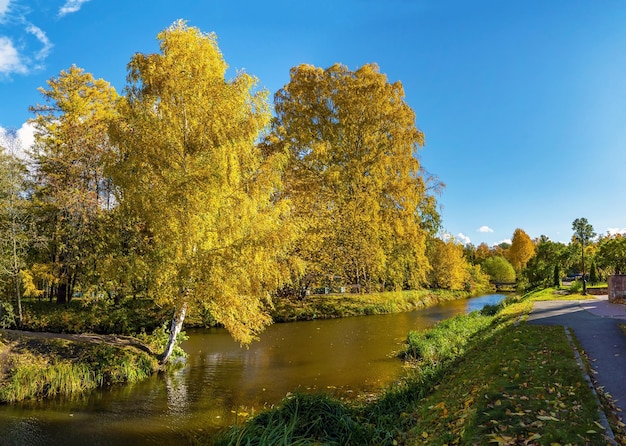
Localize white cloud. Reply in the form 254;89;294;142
26;24;52;62
0;122;35;160
59;0;91;17
478;226;494;233
495;239;512;246
0;36;27;75
17;121;35;155
607;228;626;236
0;0;10;20
456;233;471;245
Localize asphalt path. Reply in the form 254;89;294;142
528;298;626;415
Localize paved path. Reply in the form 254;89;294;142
528;296;626;415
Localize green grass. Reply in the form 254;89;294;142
270;289;472;322
0;332;159;403
214;392;370;446
400;311;493;363
406;324;605;444
214;288;613;445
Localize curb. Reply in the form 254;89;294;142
563;326;617;445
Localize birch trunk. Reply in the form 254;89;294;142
158;300;188;365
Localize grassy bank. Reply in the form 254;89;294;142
0;327;184;403
214;289;617;445
270;289;473;322
11;289;474;334
0;332;158;403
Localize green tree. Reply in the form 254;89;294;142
0;130;31;325
553;264;560;288
265;63;438;291
596;234;626;275
522;237;566;289
572;218;596;295
481;256;516;284
588;259;599;285
29;65;118;304
109;21;294;364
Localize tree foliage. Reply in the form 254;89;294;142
29;65;119;304
474;243;491;264
522;237;566;289
481;256;516;284
596;234;626;275
427;238;468;291
507;228;535;272
109;21;294;363
265;63;438;291
0;131;31;325
571;218;595;294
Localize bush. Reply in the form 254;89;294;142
136;323;188;363
0;301;16;329
569;280;583;293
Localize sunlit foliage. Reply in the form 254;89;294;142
29;65;119;304
109;21;294;363
507;228;535;272
265;63;438;292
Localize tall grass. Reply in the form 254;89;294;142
400;311;493;363
0;362;95;403
214;392;371;446
0;338;158;403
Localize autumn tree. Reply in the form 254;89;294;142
474;242;491;263
572;218;596;295
29;65;118;304
507;228;535;272
427;238;467;290
0;130;31;325
109;21;293;364
264;63;438;291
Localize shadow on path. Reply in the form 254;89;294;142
528;300;626;415
0;329;154;355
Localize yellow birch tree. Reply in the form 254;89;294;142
507;228;535;272
427;238;468;290
264;63;436;291
109;21;293;364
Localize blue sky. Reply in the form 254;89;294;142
1;0;625;246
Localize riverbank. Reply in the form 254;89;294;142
0;324;190;403
0;289;476;404
11;289;478;334
0;330;158;403
214;289;623;445
270;289;475;322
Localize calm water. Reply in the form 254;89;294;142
0;294;506;446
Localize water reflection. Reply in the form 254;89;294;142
0;294;507;446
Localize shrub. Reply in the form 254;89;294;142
0;301;16;328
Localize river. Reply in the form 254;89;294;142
0;293;506;446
